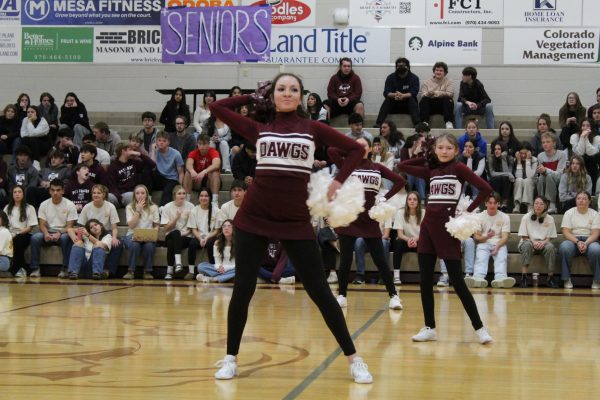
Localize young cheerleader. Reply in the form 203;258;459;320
397;133;494;344
393;191;425;285
209;73;374;383
328;137;405;310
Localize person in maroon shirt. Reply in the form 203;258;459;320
323;57;364;119
209;73;374;384
183;133;221;202
397;133;494;344
65;164;93;213
328;137;405;310
106;142;156;207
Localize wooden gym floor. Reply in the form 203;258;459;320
0;279;598;399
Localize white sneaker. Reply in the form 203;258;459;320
349;357;373;384
389;294;403;310
214;355;238;380
29;269;41;278
437;274;449;287
465;276;487;288
445;121;454;129
15;268;27;278
336;294;347;308
412;327;437;342
564;279;573;289
175;264;183;274
278;276;295;285
164;273;173;280
491;277;516;288
327;271;338;284
256;277;267;284
393;276;401;285
476;327;493;344
591;281;600;290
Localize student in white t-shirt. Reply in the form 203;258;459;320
122;184;159;280
0;211;12;277
198;219;236;283
4;186;37;277
559;191;600;289
75;184;120;278
517;196;558;288
186;187;219;280
466;192;515;289
393;191;424;285
30;179;78;277
161;184;194;280
67;218;112;280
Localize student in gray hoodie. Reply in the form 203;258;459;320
8;146;38;190
26;149;70;208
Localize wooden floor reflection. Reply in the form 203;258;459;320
0;279;598;399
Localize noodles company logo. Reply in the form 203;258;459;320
249;0;311;24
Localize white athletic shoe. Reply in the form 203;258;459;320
164;273;173;280
15;268;27;278
336;295;347;308
389;294;403;310
592;281;600;290
278;276;295;285
564;279;573;289
437;274;449;287
327;271;338;284
214;355;238;380
491;277;516;288
349;357;373;384
393;276;401;285
476;327;493;344
465;276;488;288
445;121;454;129
412;327;437;342
29;269;41;278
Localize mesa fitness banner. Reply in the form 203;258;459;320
504;28;599;64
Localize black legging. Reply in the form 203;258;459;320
164;230;192;265
418;253;483;330
10;233;31;275
393;239;417;271
338;235;396;298
227;228;356;356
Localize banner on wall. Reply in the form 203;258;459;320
241;0;315;26
20;0;162;25
503;0;582;27
94;26;161;63
0;0;21;25
22;27;93;62
405;28;482;64
426;0;503;26
267;27;390;64
165;0;239;6
504;28;599;64
161;6;271;63
0;26;20;63
348;0;426;27
582;0;600;27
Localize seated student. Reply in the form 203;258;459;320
160;87;190;134
459;139;485;198
458;119;487;156
106;142;156;208
517;196;558;288
4;186;37;278
128;132;148;156
151;131;184;206
193;91;216;133
455;66;494;129
59;92;91;147
465;193;515;289
559;155;592;213
76;184;120;278
215;179;246;228
202;115;232;173
492;121;521;159
183;133;221;202
78;143;107;182
20;105;51;161
187;188;219;280
379;120;405;163
197;219;236;283
531;113;562;156
93;122;121;157
0;157;6;209
570;119;600;193
488;142;514;212
8;146;38;190
31;179;78;278
306;93;328;124
559;191;600;289
229;105;250;158
64;164;93;213
161;185;194;280
419;61;455;129
0;211;12;277
393;191;424;285
0;104;20;155
559;92;587;150
401;132;427;199
38;92;59;143
169;115;196;160
137;111;160;154
536;132;568;214
437;238;477;286
323;57;364;119
67;219;112;280
375;57;420;128
122;184;159;280
49;127;79;168
513;142;539;213
257;238;296;285
232;142;257;186
15;93;30;129
345;113;373;142
78;135;111;168
587;88;600;119
26;149;69;209
352;221;393;285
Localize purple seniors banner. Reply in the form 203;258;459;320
161;6;271;63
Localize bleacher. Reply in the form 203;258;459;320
20;111;596;286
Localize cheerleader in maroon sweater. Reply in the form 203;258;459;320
397;133;494;344
328;137;405;310
209;74;373;383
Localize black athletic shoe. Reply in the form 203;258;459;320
352;275;365;284
519;275;528;288
547;276;559;288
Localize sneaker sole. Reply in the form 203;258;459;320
411;335;437;342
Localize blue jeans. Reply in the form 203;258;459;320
473;243;509;280
105;239;123;276
455;102;495;129
30;232;73;269
258;260;295;282
122;235;156;272
198;262;235;283
68;245;106;275
355;237;390;275
440;238;475;274
0;255;10;271
407;174;426;199
559;237;600;281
